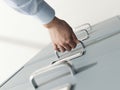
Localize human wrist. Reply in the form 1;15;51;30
43;16;60;29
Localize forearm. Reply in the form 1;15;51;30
4;0;79;52
4;0;55;24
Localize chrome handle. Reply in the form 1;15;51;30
55;40;85;60
54;23;91;61
30;61;76;89
75;23;92;31
30;23;92;89
75;23;91;41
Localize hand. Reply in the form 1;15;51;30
44;17;79;52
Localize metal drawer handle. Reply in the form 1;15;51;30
55;40;85;61
75;23;92;31
54;23;91;62
30;61;75;89
30;23;92;89
75;23;91;41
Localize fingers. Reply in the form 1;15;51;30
53;44;65;52
53;44;60;52
58;45;66;52
62;43;72;51
53;35;79;52
72;33;80;44
66;33;79;50
54;41;77;52
52;28;79;52
69;41;77;49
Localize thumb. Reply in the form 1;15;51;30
72;33;79;44
75;39;80;44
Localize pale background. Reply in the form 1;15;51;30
0;0;120;84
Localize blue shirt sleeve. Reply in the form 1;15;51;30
4;0;55;24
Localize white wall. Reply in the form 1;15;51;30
0;0;120;84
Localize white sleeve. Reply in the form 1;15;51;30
4;0;55;24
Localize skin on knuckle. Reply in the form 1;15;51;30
66;39;72;44
53;44;57;50
67;49;71;51
61;48;65;52
54;47;58;51
67;46;72;51
57;45;63;52
55;47;58;50
71;45;75;49
63;43;70;49
62;42;71;51
68;43;75;50
53;46;56;50
59;42;66;47
73;43;77;48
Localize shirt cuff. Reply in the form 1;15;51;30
35;1;55;24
